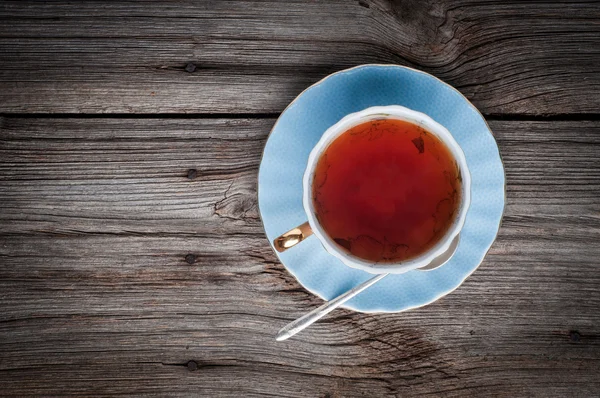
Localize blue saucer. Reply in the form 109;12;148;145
258;64;505;313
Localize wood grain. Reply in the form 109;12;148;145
2;1;600;395
1;117;599;396
1;117;599;234
1;0;599;115
0;117;266;236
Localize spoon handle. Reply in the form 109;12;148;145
275;273;389;341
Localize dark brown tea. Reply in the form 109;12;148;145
312;118;461;263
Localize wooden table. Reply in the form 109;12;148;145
1;1;599;396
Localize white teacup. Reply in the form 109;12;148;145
274;105;471;274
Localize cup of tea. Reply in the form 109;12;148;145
274;105;471;274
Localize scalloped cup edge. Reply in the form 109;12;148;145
302;105;472;275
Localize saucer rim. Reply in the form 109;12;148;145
257;63;506;313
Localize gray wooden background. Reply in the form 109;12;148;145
1;1;599;396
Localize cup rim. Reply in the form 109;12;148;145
302;105;472;274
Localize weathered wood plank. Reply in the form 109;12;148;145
0;235;598;396
0;117;266;236
1;0;599;114
0;117;599;396
1;118;598;234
